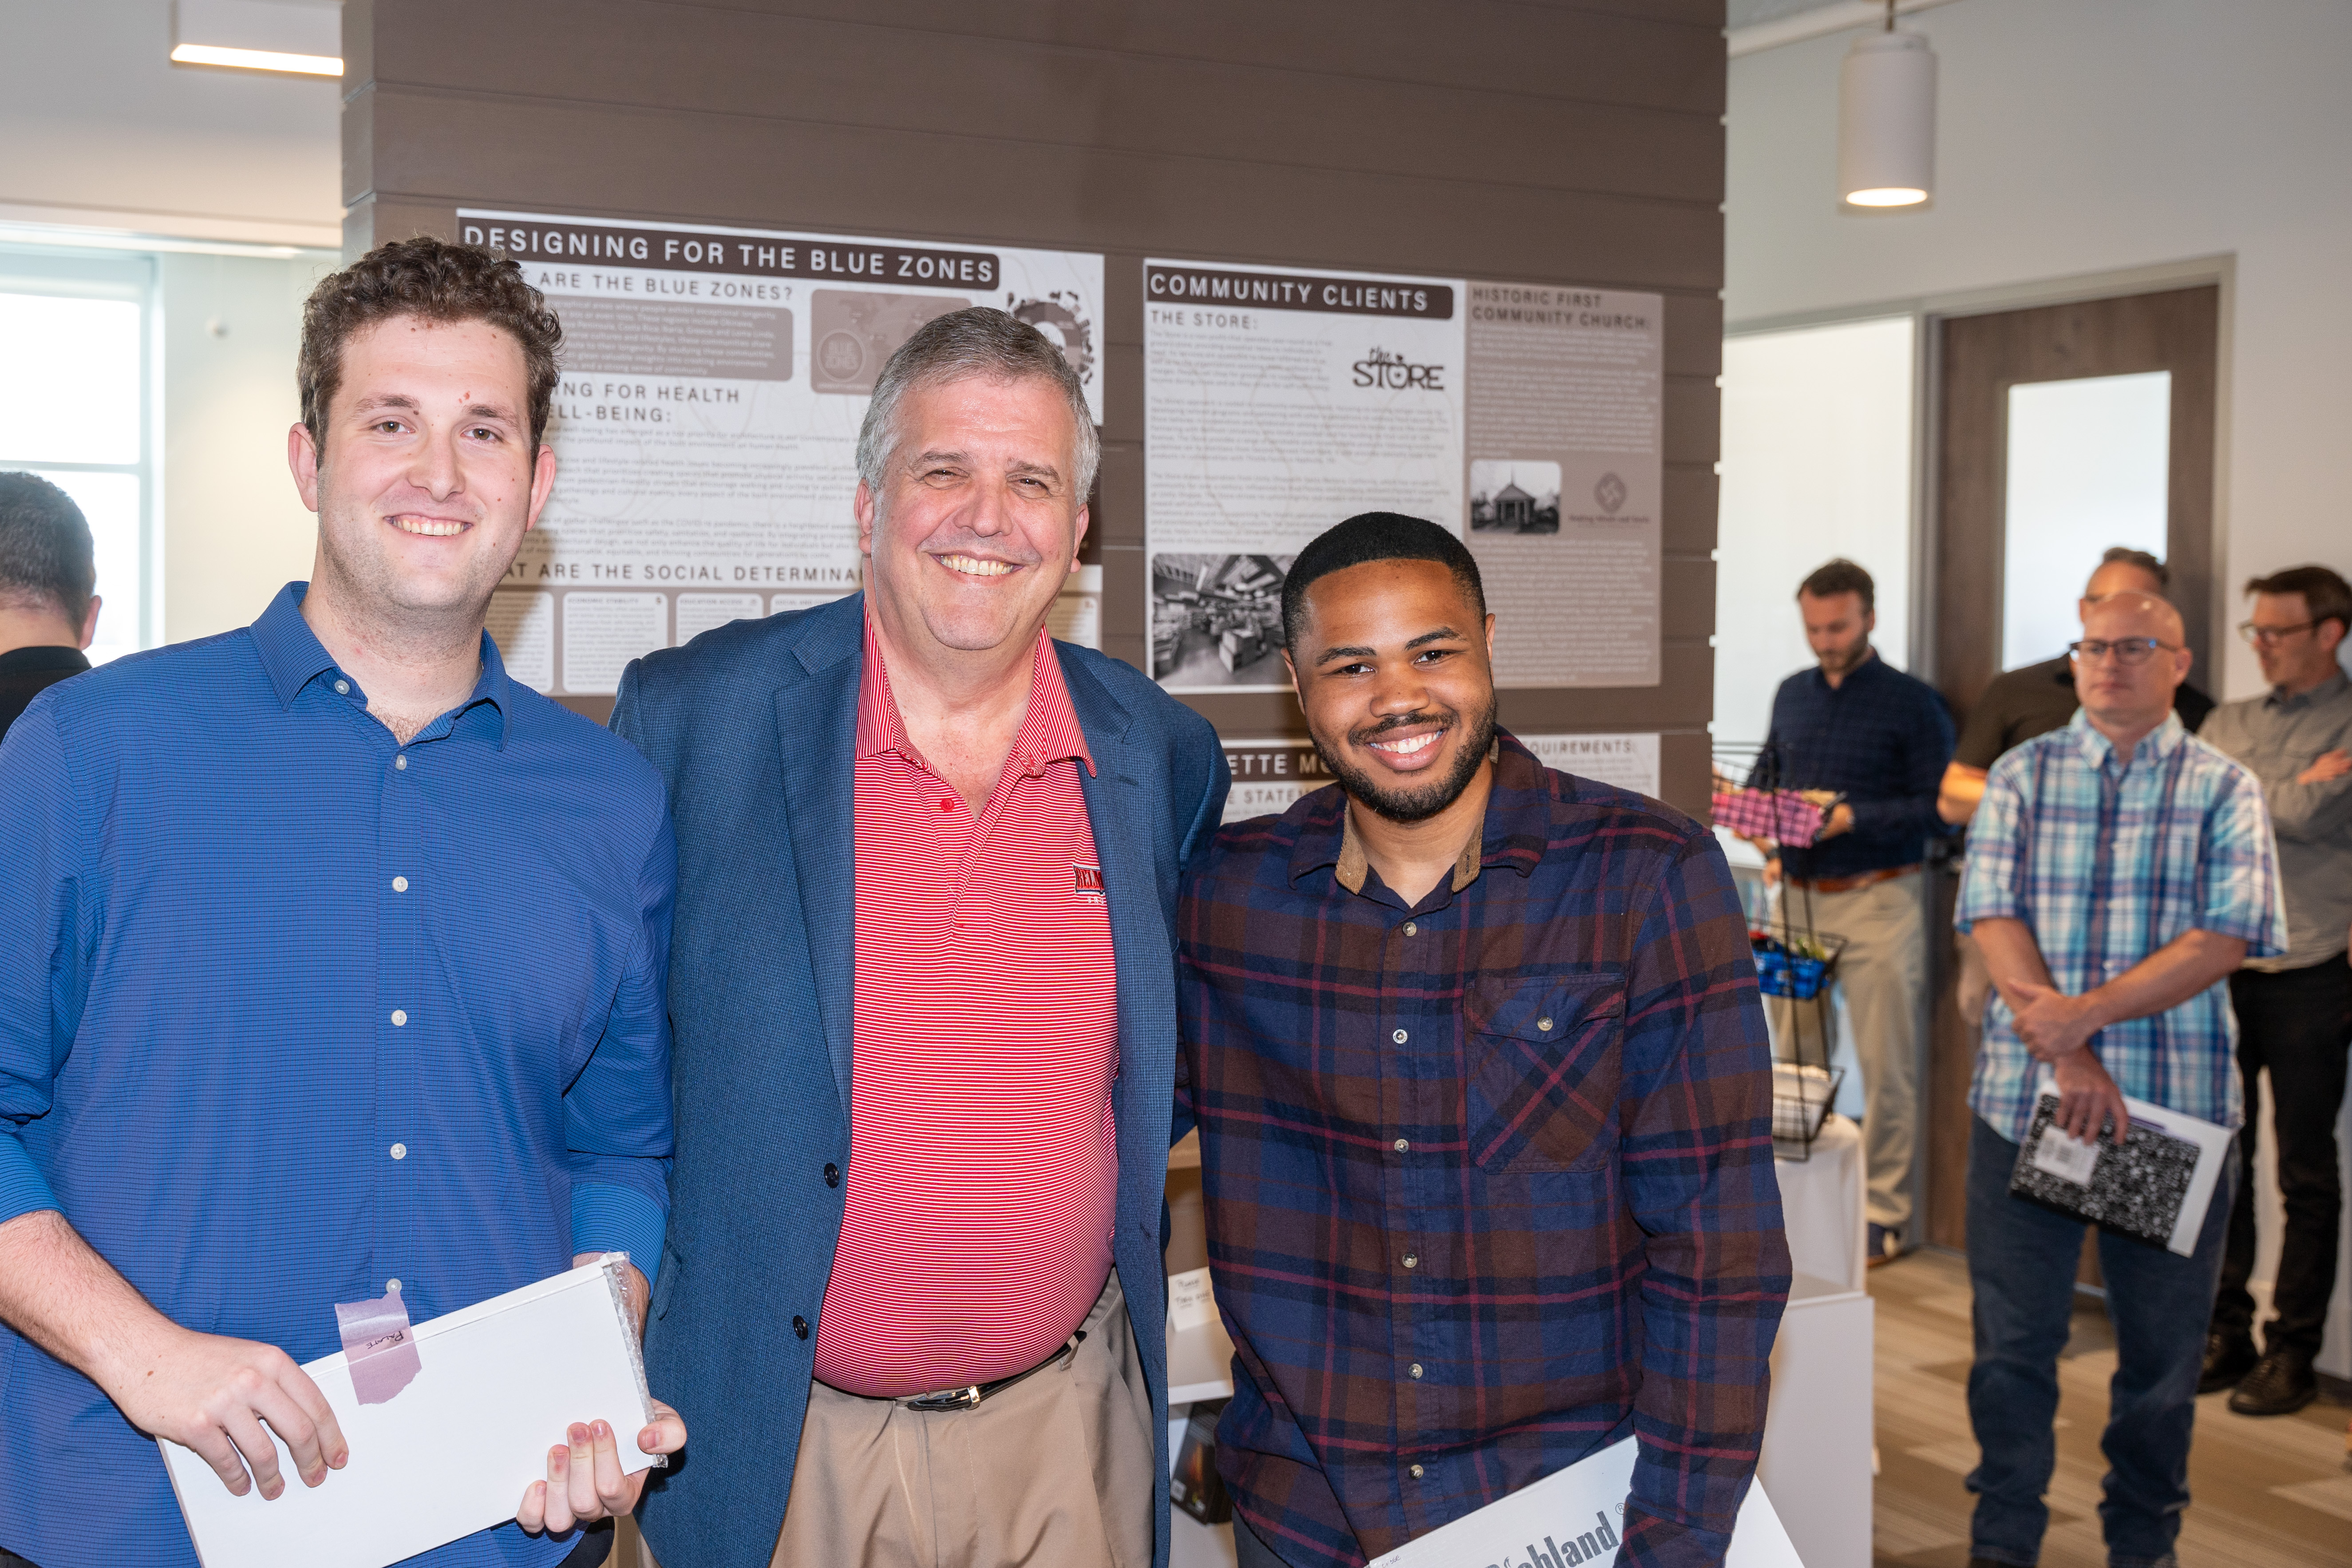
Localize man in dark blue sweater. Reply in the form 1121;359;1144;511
1748;558;1953;1265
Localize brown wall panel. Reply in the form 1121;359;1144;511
360;6;1723;203
368;1;1725;117
1663;466;1720;559
352;0;1727;815
354;89;1724;295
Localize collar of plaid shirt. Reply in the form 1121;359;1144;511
1329;740;1500;896
1181;733;1787;1568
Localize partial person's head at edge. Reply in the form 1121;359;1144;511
1279;512;1497;825
289;236;563;655
853;307;1096;682
1797;557;1874;684
2082;545;2169;608
2072;591;2190;747
2241;564;2350;697
0;472;100;656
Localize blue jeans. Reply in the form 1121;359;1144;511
1964;1114;2235;1568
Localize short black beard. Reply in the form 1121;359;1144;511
1313;698;1499;825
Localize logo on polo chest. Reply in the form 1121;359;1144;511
1073;863;1105;902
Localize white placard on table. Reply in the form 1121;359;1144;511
1167;1264;1218;1333
162;1256;659;1568
1369;1435;1803;1568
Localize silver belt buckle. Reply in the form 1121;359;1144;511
904;1383;982;1413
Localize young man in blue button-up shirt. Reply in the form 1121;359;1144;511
0;239;684;1568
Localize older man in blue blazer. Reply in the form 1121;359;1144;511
614;308;1227;1568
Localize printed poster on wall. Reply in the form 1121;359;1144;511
1143;258;1468;693
1218;733;1660;825
1464;283;1664;688
1142;261;1663;695
457;209;1105;696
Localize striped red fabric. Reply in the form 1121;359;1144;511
811;617;1119;1398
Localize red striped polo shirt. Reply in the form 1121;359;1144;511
812;616;1120;1397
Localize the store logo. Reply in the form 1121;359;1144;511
1352;347;1446;391
1593;472;1628;515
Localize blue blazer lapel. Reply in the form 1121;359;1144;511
1063;656;1175;1159
774;593;866;1118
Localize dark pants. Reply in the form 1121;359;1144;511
2211;957;2352;1360
1234;1509;1295;1568
1964;1114;2235;1568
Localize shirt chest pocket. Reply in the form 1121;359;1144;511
1464;973;1626;1173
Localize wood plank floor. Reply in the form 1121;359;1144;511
1870;1248;2352;1568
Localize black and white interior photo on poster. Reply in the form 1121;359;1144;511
1149;553;1293;689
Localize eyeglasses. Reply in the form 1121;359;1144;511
2238;619;2320;645
2067;637;2179;665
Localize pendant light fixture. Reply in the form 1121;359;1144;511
1838;0;1937;209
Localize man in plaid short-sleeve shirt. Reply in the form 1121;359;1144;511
1956;591;2285;1568
1177;514;1788;1568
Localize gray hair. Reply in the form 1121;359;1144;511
854;307;1099;505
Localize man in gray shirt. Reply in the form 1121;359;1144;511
2199;564;2352;1416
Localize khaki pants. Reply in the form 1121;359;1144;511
771;1270;1155;1568
1767;870;1926;1234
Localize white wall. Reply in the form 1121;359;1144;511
0;0;340;245
1716;316;1917;750
1726;0;2352;703
160;250;334;641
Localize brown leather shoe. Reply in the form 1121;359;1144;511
2228;1347;2317;1416
2198;1330;2259;1394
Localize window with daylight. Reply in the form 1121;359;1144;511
0;250;158;661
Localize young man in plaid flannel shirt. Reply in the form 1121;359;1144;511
1177;513;1788;1568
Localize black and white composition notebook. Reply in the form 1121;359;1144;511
2007;1091;2234;1256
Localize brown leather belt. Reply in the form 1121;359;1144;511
1785;864;1920;894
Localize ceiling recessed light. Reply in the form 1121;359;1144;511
170;42;342;76
171;0;342;79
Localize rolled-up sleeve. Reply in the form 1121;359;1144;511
565;807;678;1278
2196;769;2288;958
0;699;78;1227
1618;832;1791;1568
1955;752;2032;933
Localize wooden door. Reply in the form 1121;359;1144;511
1923;286;2221;1251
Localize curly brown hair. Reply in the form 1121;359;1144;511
298;236;564;450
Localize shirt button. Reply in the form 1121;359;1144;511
1403;1254;1419;1269
390;1009;407;1026
386;1278;401;1293
389;1142;407;1160
1410;1464;1426;1479
1408;1363;1424;1380
1393;1138;1410;1153
1391;1029;1407;1044
1402;921;1417;936
333;679;350;695
391;876;408;893
824;1162;841;1188
792;1315;810;1340
394;754;407;770
939;797;954;812
1538;1017;1554;1032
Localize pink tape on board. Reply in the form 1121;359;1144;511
334;1288;423;1405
